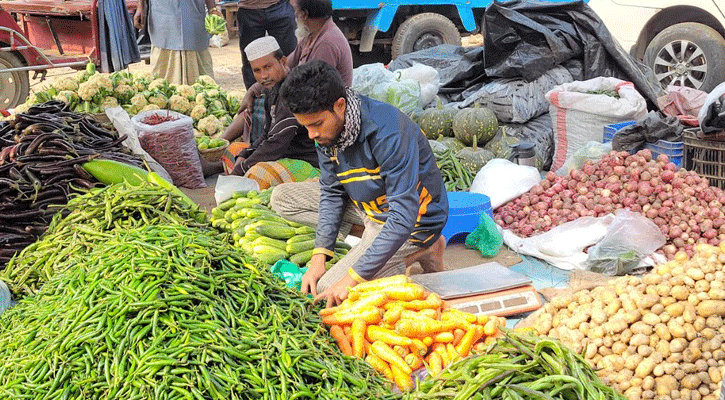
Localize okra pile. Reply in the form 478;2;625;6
0;222;397;399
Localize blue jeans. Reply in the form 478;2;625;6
237;0;297;89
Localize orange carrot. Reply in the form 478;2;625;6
364;339;372;355
350;275;410;293
476;314;490;326
383;305;404;325
330;325;353;356
483;318;499;336
446;343;460;363
391;364;414;392
351;318;366;358
396;292;444;311
400;309;440;321
426;351;443;376
395;318;456;338
433;331;454;343
432;343;450;366
380;283;426;301
323;306;383;325
422;336;434;347
318;298;355;316
393;345;410;357
404;353;424;370
456;325;484;357
371;341;412;374
442;308;477;323
366;353;394;382
367;325;413;347
344;291;389;308
452;328;465;346
409;339;427;357
343;325;352;335
379;322;396;331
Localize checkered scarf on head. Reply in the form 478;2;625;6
319;88;361;157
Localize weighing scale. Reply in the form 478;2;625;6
411;262;542;317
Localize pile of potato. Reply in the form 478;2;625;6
529;243;725;400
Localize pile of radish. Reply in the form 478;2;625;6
494;149;725;258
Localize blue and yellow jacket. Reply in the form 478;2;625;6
313;95;449;281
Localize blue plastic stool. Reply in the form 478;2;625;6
441;192;493;245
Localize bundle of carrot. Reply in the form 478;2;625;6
320;275;505;392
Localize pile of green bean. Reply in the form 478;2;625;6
1;181;208;297
0;223;397;399
407;329;625;400
434;148;474;191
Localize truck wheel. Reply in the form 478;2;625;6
643;22;725;92
0;52;29;110
391;13;461;59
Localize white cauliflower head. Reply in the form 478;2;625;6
147;94;168;108
176;84;196;101
78;81;100;101
197;114;223;136
100;96;119;109
114;84;135;101
196;75;216;87
206;89;220;98
148;78;167;91
53;90;78;104
142;104;161;112
195;93;206;106
53;77;79;92
88;73;113;93
130;93;148;110
190;104;207;121
168;94;192;114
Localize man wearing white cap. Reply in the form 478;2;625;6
216;36;318;187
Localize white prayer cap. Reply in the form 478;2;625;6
244;36;281;61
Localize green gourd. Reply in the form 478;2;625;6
417;100;457;139
452;104;499;148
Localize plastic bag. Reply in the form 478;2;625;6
270;259;308;290
388;44;486;91
470;159;540;210
556;141;612;177
353;63;422;114
697;81;725;134
352;63;395;95
501;113;554;170
0;280;11;315
657;85;707;126
465;213;502;257
132;110;206;189
209;29;229;48
394;63;440;108
105;107;173;183
586;210;666;276
214;174;260;205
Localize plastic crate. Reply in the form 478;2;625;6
603;121;636;143
645;139;684;167
684;131;725;190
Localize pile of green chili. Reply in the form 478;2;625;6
0;222;397;399
1;180;207;297
407;329;625;400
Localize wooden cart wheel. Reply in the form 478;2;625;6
0;52;30;109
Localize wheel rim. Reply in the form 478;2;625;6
652;40;708;89
412;32;444;52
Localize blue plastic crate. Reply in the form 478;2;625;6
645;139;684;167
603;121;636;143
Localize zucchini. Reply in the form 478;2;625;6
255;224;297;240
294;226;316;235
82;159;148;186
289;250;313;266
253;236;287;252
217;197;236;211
287;233;315;244
334;240;352;250
250;215;290;226
286;239;315;255
252;245;288;264
246;208;277;219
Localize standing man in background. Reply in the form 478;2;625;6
133;0;220;85
237;0;297;89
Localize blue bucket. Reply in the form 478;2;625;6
441;192;493;244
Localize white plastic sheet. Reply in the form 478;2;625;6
470;159;541;210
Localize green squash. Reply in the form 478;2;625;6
455;147;495;174
417;100;457;139
484;126;520;159
408;108;425;125
437;137;466;153
452;105;499;147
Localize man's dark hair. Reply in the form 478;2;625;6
280;60;345;114
272;49;284;60
297;0;332;19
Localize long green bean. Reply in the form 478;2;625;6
434;148;474;191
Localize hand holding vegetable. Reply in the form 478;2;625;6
315;272;357;308
301;253;327;295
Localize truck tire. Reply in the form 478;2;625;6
391;13;460;59
643;22;725;92
0;52;29;110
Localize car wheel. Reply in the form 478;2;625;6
643;22;725;92
0;52;29;109
391;13;461;60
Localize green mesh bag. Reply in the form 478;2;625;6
465;213;503;257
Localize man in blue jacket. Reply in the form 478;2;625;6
272;60;449;307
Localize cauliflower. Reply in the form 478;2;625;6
133;81;147;92
53;90;78;105
222;115;234;127
196;75;216;87
169;94;192;114
130;93;148;110
148;78;167;91
197;115;223;136
53;77;79;92
13;102;32;115
195;93;206;106
74;70;89;83
205;89;220;98
88;73;113;93
114;84;135;102
100;96;118;109
210;99;224;112
142;104;161;112
78;81;100;101
176;84;196;101
190;104;207;121
147;93;168;108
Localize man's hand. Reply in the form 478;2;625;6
300;254;326;296
237;91;256;115
208;8;222;17
314;273;358;309
230;156;245;176
133;5;145;30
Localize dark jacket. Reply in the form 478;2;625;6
312;95;448;280
238;84;318;173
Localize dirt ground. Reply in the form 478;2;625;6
28;34;483;97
